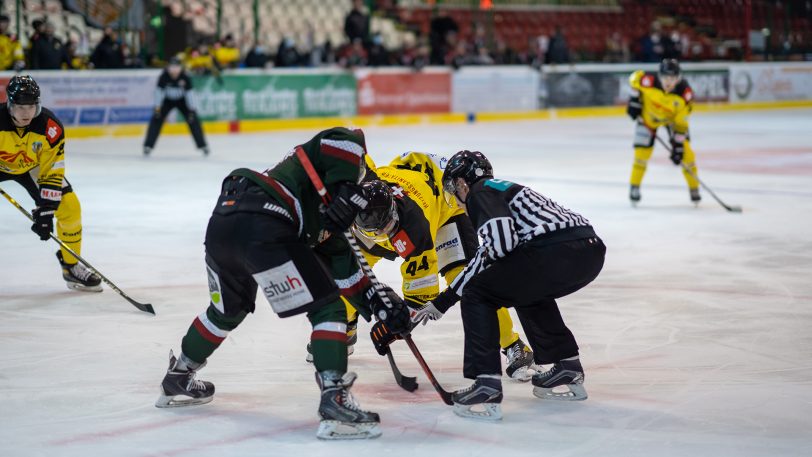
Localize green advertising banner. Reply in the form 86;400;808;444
191;72;357;121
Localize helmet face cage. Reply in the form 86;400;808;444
353;181;398;243
441;150;493;206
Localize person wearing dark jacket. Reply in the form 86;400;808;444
89;27;124;69
29;22;68;69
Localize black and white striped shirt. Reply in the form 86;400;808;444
448;178;594;296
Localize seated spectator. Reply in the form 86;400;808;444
367;33;389;66
185;40;222;76
339;38;368;68
275;37;301;67
244;42;269;68
604;32;630;63
213;34;240;69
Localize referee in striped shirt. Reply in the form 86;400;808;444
412;150;606;417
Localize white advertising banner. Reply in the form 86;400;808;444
452;66;539;113
729;63;812;102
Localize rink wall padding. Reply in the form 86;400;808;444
2;62;810;139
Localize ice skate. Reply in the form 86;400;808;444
316;371;381;440
143;146;152;156
306;318;356;363
531;357;587;401
56;251;102;292
503;339;537;382
690;188;701;206
629;185;641;207
451;375;503;421
199;146;210;156
155;350;214;408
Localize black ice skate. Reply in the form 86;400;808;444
503;339;538;382
306;318;357;363
630;185;641;207
199;146;210;156
531;357;588;401
316;371;381;440
155;350;215;408
143;146;152;156
451;375;503;421
690;188;701;206
56;251;102;292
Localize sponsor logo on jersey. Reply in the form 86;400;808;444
40;188;61;201
253;261;314;314
32;142;42;154
206;265;223;312
404;275;439;291
0;150;35;165
391;230;415;257
45;119;62;146
221;200;235;206
391;185;405;199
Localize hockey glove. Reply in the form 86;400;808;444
626;94;642;121
370;320;401;356
366;284;411;335
670;133;686;165
31;204;56;241
410;288;458;326
322;182;368;233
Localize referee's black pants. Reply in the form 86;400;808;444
144;99;207;149
460;235;605;379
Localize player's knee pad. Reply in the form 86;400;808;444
633;123;655;148
55;191;82;233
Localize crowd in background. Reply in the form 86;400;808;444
1;1;809;74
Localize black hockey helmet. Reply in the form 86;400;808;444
353;179;399;242
659;58;681;78
441;150;493;205
6;75;42;118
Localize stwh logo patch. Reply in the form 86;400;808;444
253;260;313;314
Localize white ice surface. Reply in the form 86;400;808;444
1;110;811;457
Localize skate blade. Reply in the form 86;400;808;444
66;282;103;293
155;393;213;408
532;383;587;401
452;403;502;421
316;420;381;440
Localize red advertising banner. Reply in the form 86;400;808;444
357;71;451;115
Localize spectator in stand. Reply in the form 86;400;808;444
213;34;240;69
339;38;368;68
244;42;269;68
185;41;222;76
25;18;45;68
64;40;88;69
447;39;470;69
0;14;24;70
429;9;458;65
638;21;670;62
344;0;369;45
604;31;630;63
367;33;389;66
29;21;69;70
546;26;570;64
90;27;124;69
492;39;518;65
275;37;301;68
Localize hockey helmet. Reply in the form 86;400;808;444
353;179;399;243
6;75;42;120
659;58;681;78
441;150;493;206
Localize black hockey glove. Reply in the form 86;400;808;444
370;320;401;356
366;284;410;336
670;133;686;165
322;182;368;233
626;95;642;121
31;203;57;241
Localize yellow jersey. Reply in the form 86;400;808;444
0;106;66;203
360;152;467;307
0;33;24;70
629;70;693;135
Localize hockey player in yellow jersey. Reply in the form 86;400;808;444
627;58;700;206
354;152;538;381
0;75;101;291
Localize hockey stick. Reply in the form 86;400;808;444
1;187;156;315
294;147;419;392
403;334;454;405
654;135;743;213
386;348;418;392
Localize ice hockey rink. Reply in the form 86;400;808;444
2;109;811;457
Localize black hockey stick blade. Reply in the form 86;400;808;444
1;187;155;315
386;348;418;392
404;335;454;405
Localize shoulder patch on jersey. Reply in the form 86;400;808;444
390;230;416;258
682;86;694;102
483;179;515;191
641;74;654;88
45;118;63;146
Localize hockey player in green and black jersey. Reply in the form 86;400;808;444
155;127;411;440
